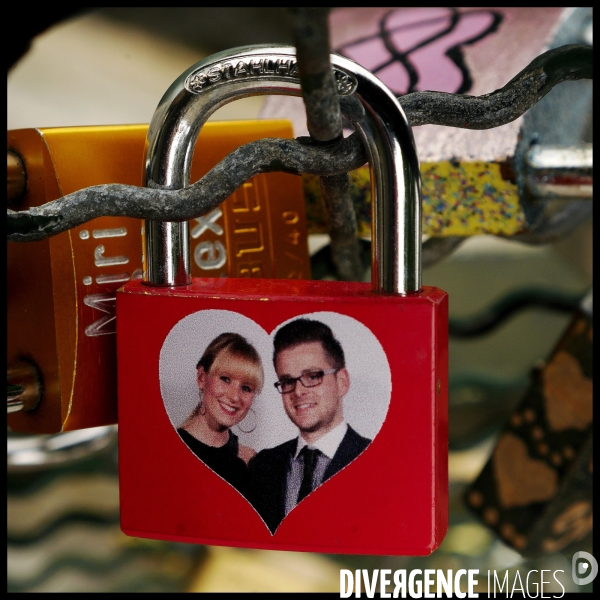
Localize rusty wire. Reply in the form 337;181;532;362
402;44;592;129
7;44;592;245
290;7;362;281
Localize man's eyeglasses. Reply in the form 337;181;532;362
274;368;339;394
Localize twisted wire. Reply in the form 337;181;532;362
7;44;592;243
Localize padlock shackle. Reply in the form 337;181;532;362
144;45;422;294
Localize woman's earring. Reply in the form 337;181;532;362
237;407;257;434
198;394;206;416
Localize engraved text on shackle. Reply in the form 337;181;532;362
184;54;358;96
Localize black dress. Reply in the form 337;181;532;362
177;428;249;496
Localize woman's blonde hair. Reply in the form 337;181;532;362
197;332;264;392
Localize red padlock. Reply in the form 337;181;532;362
117;45;448;555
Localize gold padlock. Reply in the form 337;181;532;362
7;120;310;433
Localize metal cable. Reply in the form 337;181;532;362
448;287;586;338
7;44;592;243
290;7;363;281
402;44;592;128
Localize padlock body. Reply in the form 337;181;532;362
117;278;448;555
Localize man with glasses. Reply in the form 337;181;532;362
248;318;371;533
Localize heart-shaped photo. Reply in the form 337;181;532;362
159;310;391;534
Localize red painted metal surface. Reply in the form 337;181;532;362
117;278;448;555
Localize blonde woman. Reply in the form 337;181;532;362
178;332;263;494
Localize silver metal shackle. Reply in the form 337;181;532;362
144;44;422;294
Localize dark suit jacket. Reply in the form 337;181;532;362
247;425;371;533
